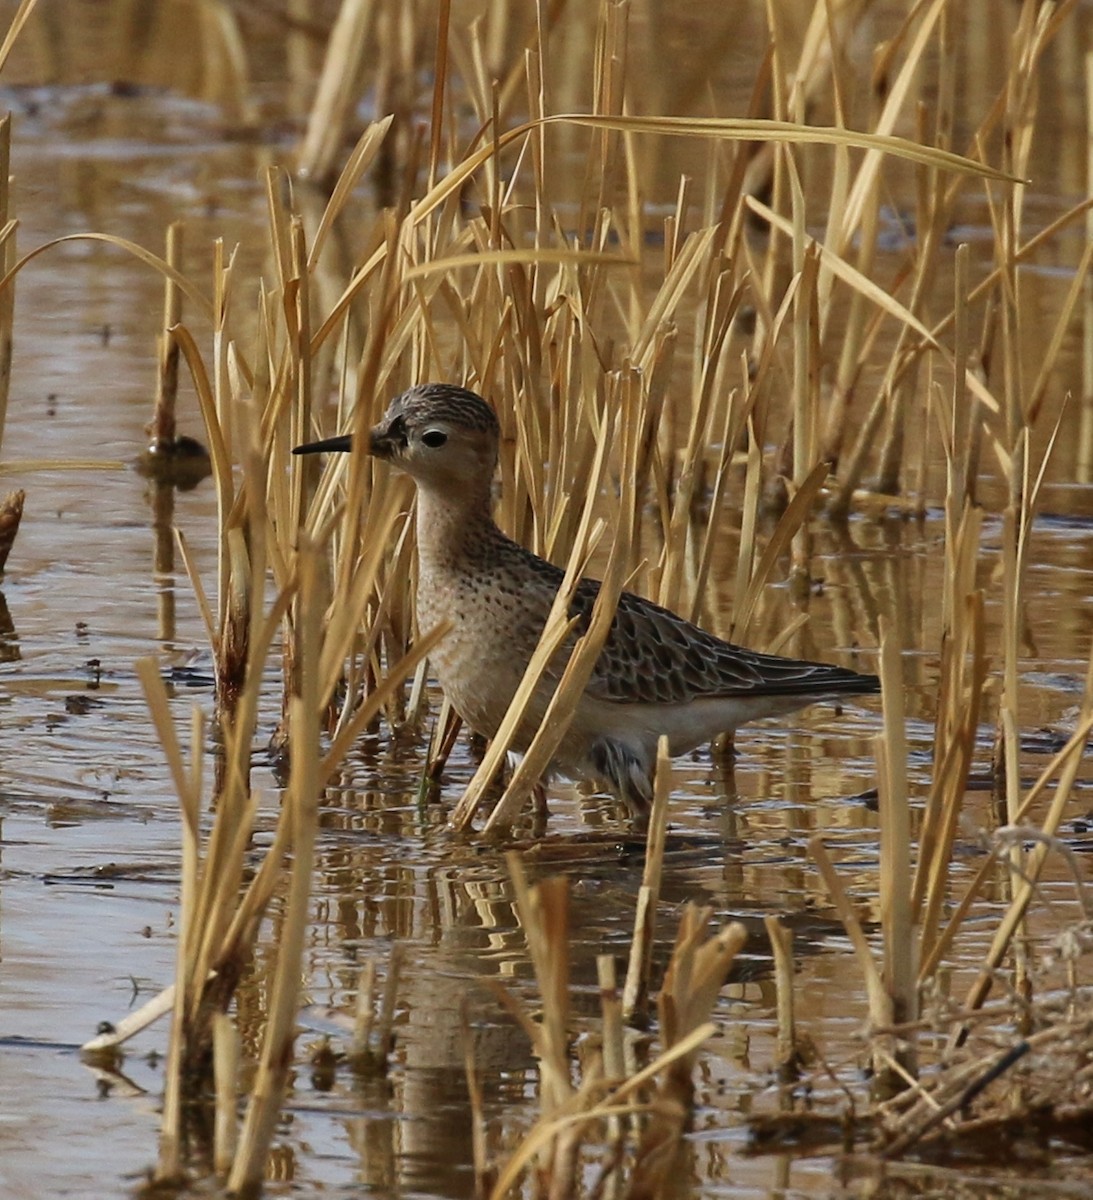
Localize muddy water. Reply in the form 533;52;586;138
1;3;1093;1199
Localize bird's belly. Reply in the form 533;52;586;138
432;632;532;738
418;579;552;743
563;693;805;763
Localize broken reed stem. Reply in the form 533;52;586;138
350;959;377;1063
375;944;402;1065
501;855;595;1199
598;955;625;1083
348;947;402;1073
212;1011;239;1176
913;508;986;972
950;241;975;507
879;1041;1032;1159
597;954;626;1150
151;220;184;449
487;898;746;1200
623;735;672;1022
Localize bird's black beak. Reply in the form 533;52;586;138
293;414;407;460
292;434;353;456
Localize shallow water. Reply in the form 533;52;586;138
2;3;1093;1199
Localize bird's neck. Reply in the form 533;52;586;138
413;478;500;571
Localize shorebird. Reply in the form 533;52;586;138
294;383;879;819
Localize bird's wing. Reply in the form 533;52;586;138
568;579;876;705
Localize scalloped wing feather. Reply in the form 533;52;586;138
569;579;878;706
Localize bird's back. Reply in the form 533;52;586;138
419;522;878;743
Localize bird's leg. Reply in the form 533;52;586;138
530;781;550;837
590;737;654;828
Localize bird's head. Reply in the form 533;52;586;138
293;383;501;493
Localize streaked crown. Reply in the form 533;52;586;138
384;383;500;439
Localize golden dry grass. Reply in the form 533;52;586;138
0;0;1084;1190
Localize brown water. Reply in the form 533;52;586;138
2;3;1093;1198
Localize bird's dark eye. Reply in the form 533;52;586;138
421;429;448;448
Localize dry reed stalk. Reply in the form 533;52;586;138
730;458;830;640
149;221;184;450
1081;50;1093;481
686;369;740;628
874;620;916;1088
0;0;39;76
296;0;374;185
595;952;626;1162
427;0;453;191
346;945;402;1074
622;737;672;1022
0;113;12;454
788;198;820;586
350;959;377;1063
277;217;317;743
872;168;946;494
597;955;625;1085
148;682;204;1181
80;983;178;1056
949;242;975;506
907;370;988;968
762;915;797;1080
822;42;885;464
169;276;256;735
990;417;1064;1005
212;1010;239;1175
374;944;402;1066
